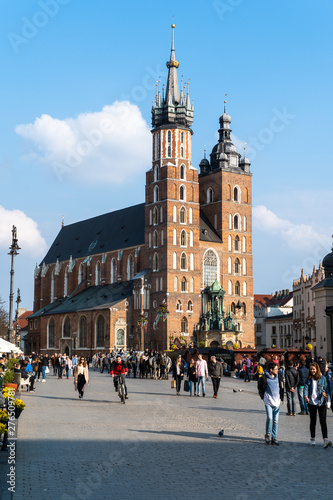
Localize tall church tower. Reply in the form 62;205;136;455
144;25;200;350
199;103;254;346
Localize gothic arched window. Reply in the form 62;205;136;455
235;258;240;275
153;207;159;225
153;230;158;248
111;258;117;284
181;277;187;292
95;315;105;347
127;255;134;280
78;263;83;284
48;318;55;348
63;316;70;338
154;185;159;203
51;270;55;302
153;253;159;272
180;164;185;179
79;316;87;348
181;316;188;333
234;215;239;230
64;266;69;296
203;250;218;287
180;185;185;201
235;281;240;296
234;236;240;252
180;252;187;270
180;206;186;224
207;188;213;203
95;261;101;286
180;230;187;247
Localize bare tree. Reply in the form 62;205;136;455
0;297;8;340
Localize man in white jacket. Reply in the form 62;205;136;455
195;354;208;397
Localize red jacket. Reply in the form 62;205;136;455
110;360;128;376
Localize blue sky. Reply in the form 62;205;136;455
0;0;332;311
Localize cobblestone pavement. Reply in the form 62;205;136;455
3;371;332;500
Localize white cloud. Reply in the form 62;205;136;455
15;101;151;184
253;205;330;253
0;206;47;257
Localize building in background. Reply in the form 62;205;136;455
254;290;293;348
26;26;255;356
293;265;324;357
312;247;333;361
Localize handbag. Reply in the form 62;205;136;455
184;380;190;392
45;366;50;374
171;380;176;389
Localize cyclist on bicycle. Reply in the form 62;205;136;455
110;355;129;399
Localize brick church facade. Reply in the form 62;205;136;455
26;26;255;356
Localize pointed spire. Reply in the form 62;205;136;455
186;80;191;109
151;25;193;129
165;24;180;106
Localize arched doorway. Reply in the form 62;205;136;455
210;341;220;347
64;345;69;356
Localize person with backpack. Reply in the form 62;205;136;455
258;362;284;445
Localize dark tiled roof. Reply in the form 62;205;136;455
41;203;145;265
199;211;222;243
29;281;133;318
312;277;333;290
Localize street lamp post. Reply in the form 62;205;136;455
15;288;21;347
8;226;20;344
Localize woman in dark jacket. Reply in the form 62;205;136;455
172;356;184;396
304;362;332;448
188;358;197;396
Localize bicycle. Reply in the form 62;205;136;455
115;375;126;404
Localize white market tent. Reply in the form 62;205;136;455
0;338;22;354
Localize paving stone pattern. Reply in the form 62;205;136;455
6;371;333;500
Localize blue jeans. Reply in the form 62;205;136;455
42;366;46;380
286;390;297;414
189;380;197;395
265;404;280;439
197;376;206;395
298;386;308;413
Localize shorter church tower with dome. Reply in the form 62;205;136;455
26;26;254;355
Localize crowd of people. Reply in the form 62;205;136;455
2;349;333;448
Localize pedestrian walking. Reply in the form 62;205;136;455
172;355;184;396
195;354;208;397
243;355;251;383
304;362;332;448
285;360;299;415
74;356;89;399
297;360;309;415
131;352;138;378
187;358;197;396
57;354;64;379
65;356;72;379
208;356;223;398
258;362;284;445
35;355;42;381
41;354;49;382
